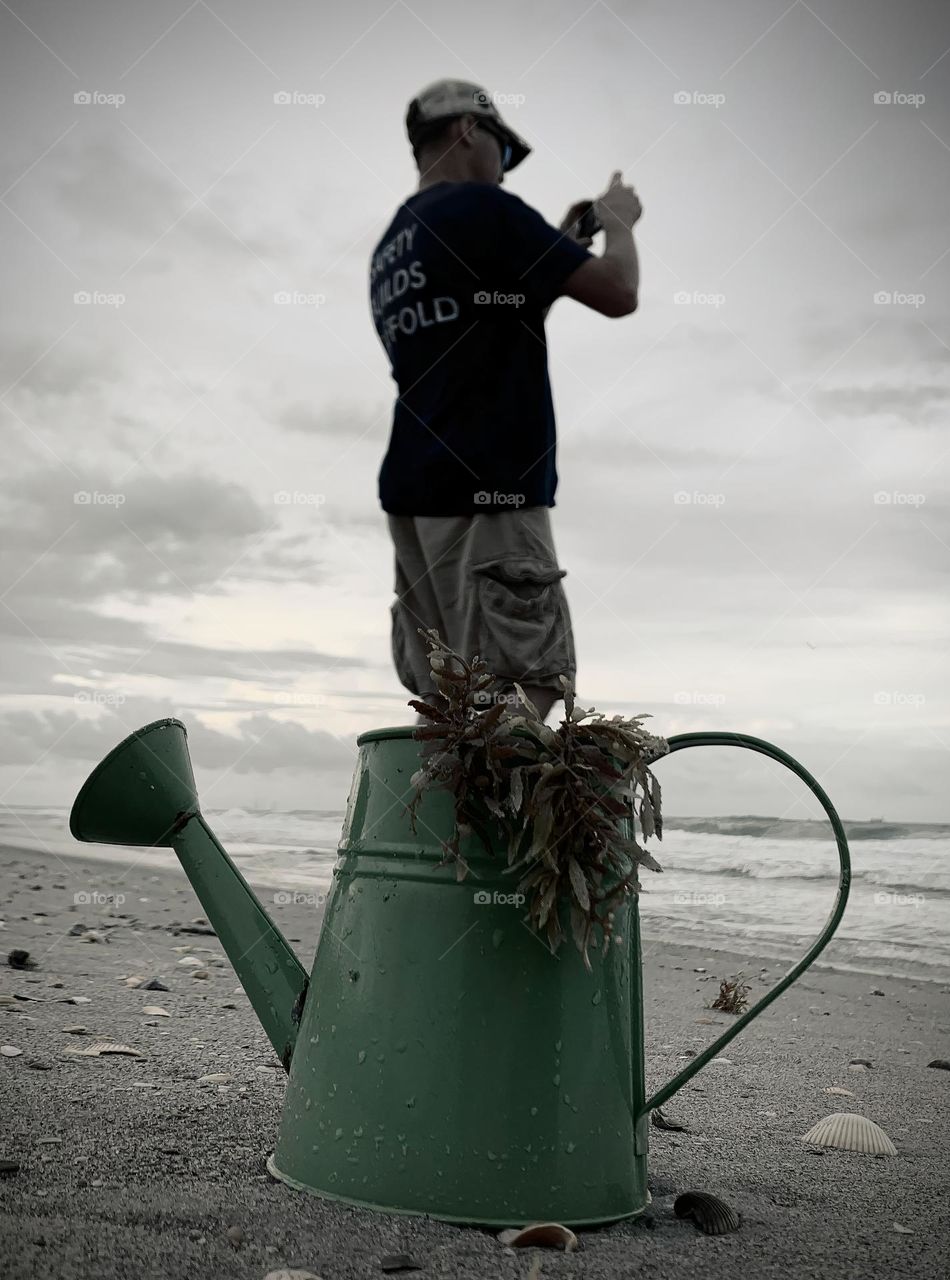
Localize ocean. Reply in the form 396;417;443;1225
2;805;948;984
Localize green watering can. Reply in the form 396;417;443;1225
69;719;851;1228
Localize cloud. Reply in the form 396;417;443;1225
811;382;950;422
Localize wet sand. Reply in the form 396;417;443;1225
1;843;948;1279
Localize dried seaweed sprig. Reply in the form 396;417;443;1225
404;628;670;968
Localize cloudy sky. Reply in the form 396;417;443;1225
1;0;948;823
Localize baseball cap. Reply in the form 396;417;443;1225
405;78;531;172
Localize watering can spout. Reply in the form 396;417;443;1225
69;719;309;1069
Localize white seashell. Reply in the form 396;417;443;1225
177;956;202;967
198;1072;231;1085
124;976;145;987
1;1044;23;1056
0;994;16;1006
496;1222;578;1251
142;1006;170;1017
823;1087;854;1096
710;1057;732;1065
893;1223;913;1234
801;1112;897;1156
65;1041;145;1058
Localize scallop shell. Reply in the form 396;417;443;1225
497;1222;578;1251
674;1191;741;1235
801;1112;897;1155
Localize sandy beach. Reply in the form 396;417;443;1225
1;841;948;1280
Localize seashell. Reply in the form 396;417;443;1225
1;1045;23;1057
79;930;107;944
61;1025;87;1035
263;1271;323;1280
177;956;202;967
674;1191;741;1235
65;1041;145;1058
191;969;210;980
496;1222;578;1251
198;1072;231;1085
801;1112;897;1155
0;994;16;1007
63;995;92;1004
926;1059;950;1071
141;1006;169;1017
710;1057;732;1065
124;976;145;988
142;978;169;991
651;1107;688;1132
893;1223;913;1234
849;1058;873;1068
824;1087;854;1096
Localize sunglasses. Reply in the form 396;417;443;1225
475;120;513;172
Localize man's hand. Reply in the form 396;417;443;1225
559;200;596;248
594;170;642;232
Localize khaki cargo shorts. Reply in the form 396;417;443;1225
387;506;576;701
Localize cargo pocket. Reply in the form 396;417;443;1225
390;597;421;694
470;555;575;684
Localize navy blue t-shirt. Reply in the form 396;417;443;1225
369;180;594;516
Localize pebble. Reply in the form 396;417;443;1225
225;1225;244;1247
1;1045;23;1056
192;970;210;981
198;1073;232;1085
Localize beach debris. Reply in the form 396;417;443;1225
496;1223;578;1251
0;994;15;1007
79;930;107;944
61;1025;88;1035
198;1072;232;1085
0;1159;19;1175
177;956;202;967
870;988;885;997
142;978;170;992
824;1087;854;1096
695;1017;719;1025
7;950;35;970
849;1059;873;1068
67;923;88;936
893;1223;913;1234
801;1113;897;1156
709;973;751;1015
64;1041;145;1059
1;1045;23;1056
651;1107;689;1132
379;1256;423;1273
262;1271;323;1280
176;920;217;936
926;1059;950;1071
124;976;146;988
710;1057;733;1065
63;995;92;1005
693;967;706;973
142;1006;170;1017
192;969;210;980
26;1059;53;1070
226;1226;244;1247
674;1190;741;1235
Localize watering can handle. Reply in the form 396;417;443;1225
638;731;852;1117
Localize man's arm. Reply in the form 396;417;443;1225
550;173;642;319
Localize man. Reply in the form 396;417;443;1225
369;78;642;724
